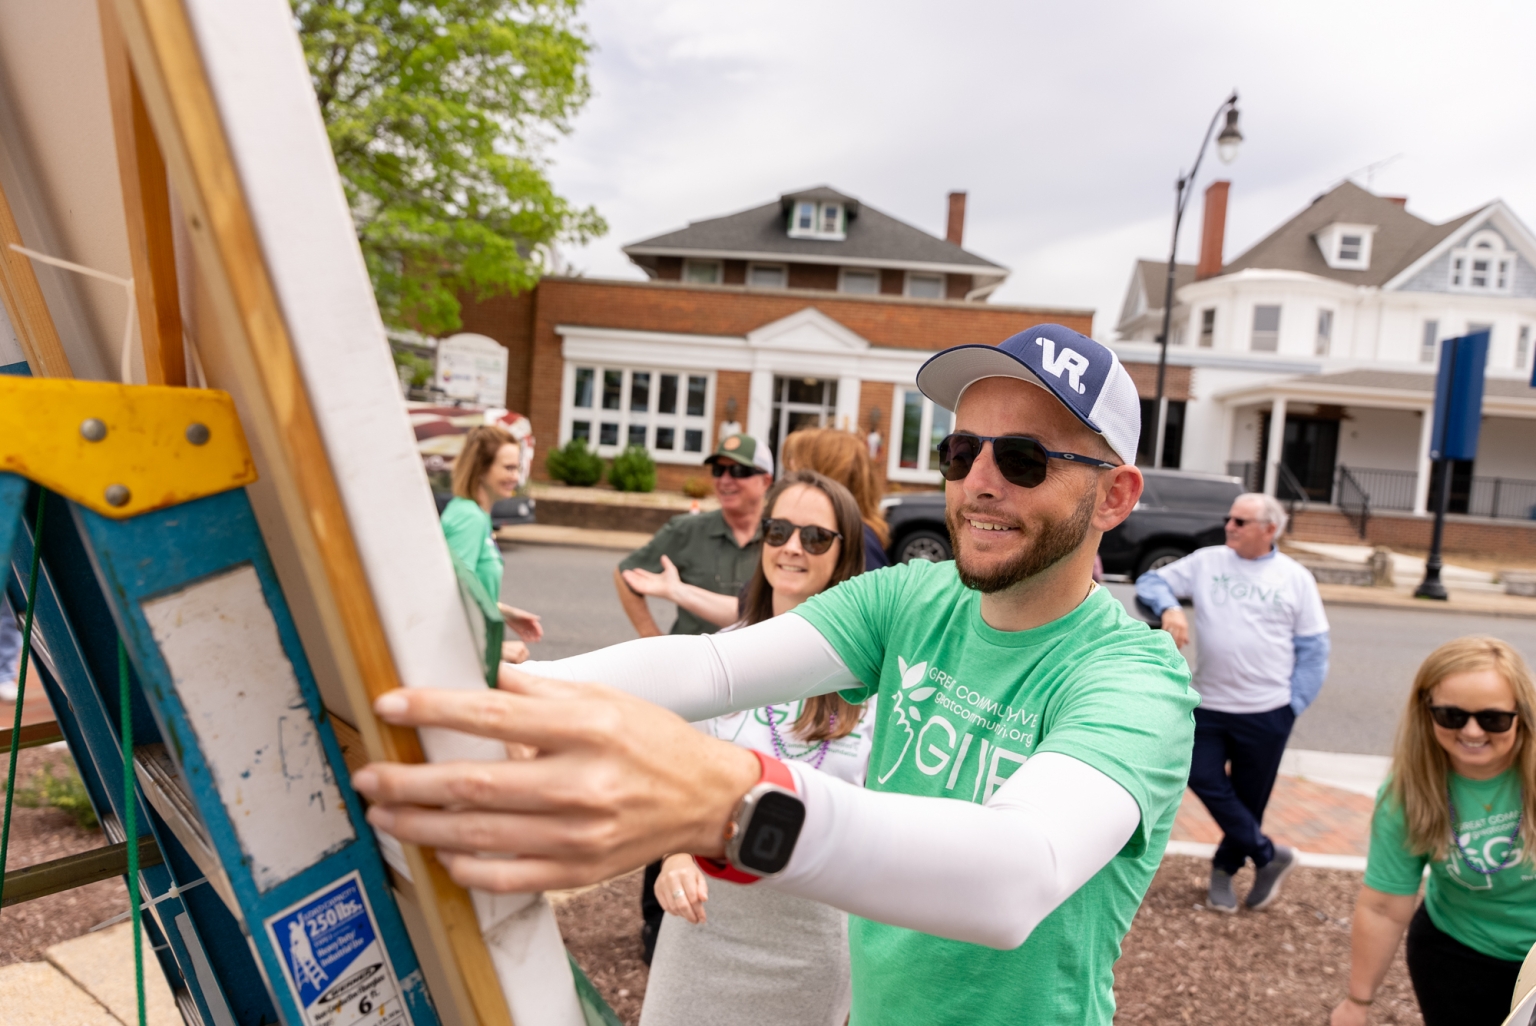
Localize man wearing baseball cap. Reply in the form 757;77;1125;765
355;325;1199;1025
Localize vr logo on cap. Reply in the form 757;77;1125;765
1035;338;1089;394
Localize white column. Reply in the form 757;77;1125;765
1413;406;1435;515
746;369;774;444
1263;397;1287;496
835;375;862;433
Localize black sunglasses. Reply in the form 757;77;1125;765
936;433;1116;489
1428;704;1518;733
762;517;843;555
710;461;762;479
1225;516;1260;528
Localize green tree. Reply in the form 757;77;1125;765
294;0;606;334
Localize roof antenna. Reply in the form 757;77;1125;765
1342;153;1404;192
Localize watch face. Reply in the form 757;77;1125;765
737;790;805;875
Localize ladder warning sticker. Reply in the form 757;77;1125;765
265;872;409;1026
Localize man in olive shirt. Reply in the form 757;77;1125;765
614;432;771;959
613;433;771;637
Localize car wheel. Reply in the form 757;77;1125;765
897;529;952;564
1135;546;1187;579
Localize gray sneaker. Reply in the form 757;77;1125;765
1207;868;1238;913
1245;845;1297;910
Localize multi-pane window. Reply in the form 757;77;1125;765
1338;235;1363;262
839;269;879;294
1420;320;1439;364
1450;231;1515;294
906;273;944;299
566;364;713;461
787;200;846;239
747;264;787;289
683;260;721;284
1315;309;1334;357
1250;305;1281;352
1199;308;1216;347
890;387;954;482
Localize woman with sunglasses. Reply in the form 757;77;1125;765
636;470;876;1026
1331;636;1536;1026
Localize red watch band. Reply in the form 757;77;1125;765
695;750;795;884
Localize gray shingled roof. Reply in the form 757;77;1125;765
622;186;1007;273
1222;181;1478;286
1304;368;1536;399
1137;259;1197;305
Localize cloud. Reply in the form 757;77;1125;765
548;0;1536;336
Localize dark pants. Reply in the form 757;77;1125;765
1187;704;1294;874
640;859;663;965
1406;904;1524;1026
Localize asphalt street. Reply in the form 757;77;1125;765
501;543;1536;757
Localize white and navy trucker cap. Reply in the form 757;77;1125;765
915;324;1141;466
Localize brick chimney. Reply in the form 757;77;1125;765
946;191;967;246
1385;196;1408;207
1196;180;1230;280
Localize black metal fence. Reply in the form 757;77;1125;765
1219;462;1536;522
1336;466;1417;512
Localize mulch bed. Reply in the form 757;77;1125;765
554;856;1425;1026
1;746;128;967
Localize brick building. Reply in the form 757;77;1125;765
461;186;1099;490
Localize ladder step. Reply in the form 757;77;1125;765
0;719;65;755
2;835;162;907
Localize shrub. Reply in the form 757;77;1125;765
545;437;604;486
681;476;711;499
18;762;98;829
609;445;657;493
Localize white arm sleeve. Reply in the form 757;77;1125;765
518;614;857;721
773;752;1141;949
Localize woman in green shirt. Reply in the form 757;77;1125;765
1332;636;1536;1026
441;425;542;662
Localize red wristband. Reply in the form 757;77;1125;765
694;750;795;884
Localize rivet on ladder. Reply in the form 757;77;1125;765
104;484;131;508
185;423;211;446
80;418;107;442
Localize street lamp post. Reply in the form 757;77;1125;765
1152;92;1243;468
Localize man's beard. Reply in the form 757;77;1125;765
946;486;1097;593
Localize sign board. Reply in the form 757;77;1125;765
1428;330;1489;462
435;333;509;407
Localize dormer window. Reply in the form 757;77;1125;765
1314;223;1376;270
787;200;847;240
1450;229;1515;294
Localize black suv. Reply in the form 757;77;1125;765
882;469;1243;577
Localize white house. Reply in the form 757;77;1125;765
1115;180;1536;520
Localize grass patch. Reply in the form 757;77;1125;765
16;761;98;829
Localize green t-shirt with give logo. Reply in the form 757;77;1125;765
1365;769;1536;961
793;559;1199;1026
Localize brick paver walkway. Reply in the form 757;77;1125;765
1172;774;1374;858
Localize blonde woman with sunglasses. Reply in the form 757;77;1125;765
1332;636;1536;1026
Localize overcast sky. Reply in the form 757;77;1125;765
545;0;1536;338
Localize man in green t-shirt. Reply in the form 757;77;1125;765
354;325;1200;1025
613;433;770;637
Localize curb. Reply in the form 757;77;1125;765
1316;584;1536;620
496;524;652;551
1163;840;1366;872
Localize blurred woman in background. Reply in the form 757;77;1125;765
1331;636;1536;1026
781;427;890;570
441;424;543;662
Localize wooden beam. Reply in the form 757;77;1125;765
99;0;185;387
1;835;162;907
110;3;514;1023
0;720;65;756
0;181;72;378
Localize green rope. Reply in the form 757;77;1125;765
0;489;46;911
120;639;145;1026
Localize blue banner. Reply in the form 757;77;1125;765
1429;331;1489;462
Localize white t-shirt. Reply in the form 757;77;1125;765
1154;545;1328;714
694;697;876;786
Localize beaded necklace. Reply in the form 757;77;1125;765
763;705;836;769
1448;787;1524;876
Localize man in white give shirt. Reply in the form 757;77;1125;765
1135;491;1330;914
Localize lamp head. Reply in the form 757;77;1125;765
1216;106;1243;164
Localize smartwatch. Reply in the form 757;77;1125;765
695;750;806;883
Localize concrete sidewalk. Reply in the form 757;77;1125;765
0;922;179;1026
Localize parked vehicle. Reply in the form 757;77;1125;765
881;469;1243;577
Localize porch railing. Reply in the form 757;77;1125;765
1335;466;1370;539
1466;476;1536;519
1333;466;1536;521
1334;466;1417;512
